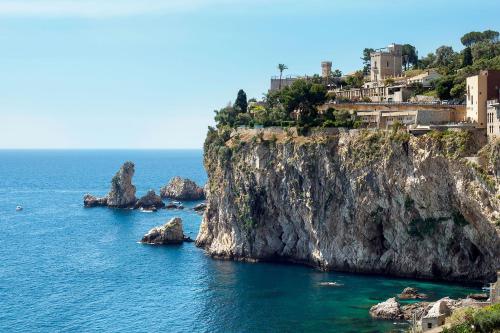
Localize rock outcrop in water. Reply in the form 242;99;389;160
398;287;427;300
83;194;108;207
160;177;205;201
107;161;137;208
369;297;402;320
370;296;463;321
196;127;500;283
140;218;192;244
135;190;165;211
84;161;139;209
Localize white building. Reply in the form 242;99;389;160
421;300;451;332
407;70;442;88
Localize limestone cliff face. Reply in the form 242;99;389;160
196;128;500;283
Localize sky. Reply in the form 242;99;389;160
0;0;499;149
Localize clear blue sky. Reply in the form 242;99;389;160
0;0;499;149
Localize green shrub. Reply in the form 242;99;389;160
404;195;415;210
427;130;471;159
452;211;469;227
408;216;448;238
444;303;500;333
474;303;500;333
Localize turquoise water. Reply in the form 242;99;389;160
0;150;480;333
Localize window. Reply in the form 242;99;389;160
387;61;389;67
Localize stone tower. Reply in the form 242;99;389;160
322;61;332;78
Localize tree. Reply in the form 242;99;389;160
402;44;418;70
435;76;455;100
471;40;500;62
461;30;499;47
461;31;483;47
332;69;342;77
418;53;436;69
483;29;500;43
277;64;288;89
434;46;455;67
234;89;248;113
268;79;327;125
462;47;473;67
345;71;365;88
450;81;466;100
362;48;375;75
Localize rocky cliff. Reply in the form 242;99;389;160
196;128;500;283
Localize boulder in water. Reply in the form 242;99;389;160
83;194;108;208
166;202;184;210
160;177;205;201
140;218;191;245
135;190;165;211
193;202;207;214
369;298;403;320
398;287;427;300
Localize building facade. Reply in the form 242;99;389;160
466;70;500;128
490;271;500;303
321;61;332;78
421;300;450;332
356;109;453;129
407;69;442;88
370;44;403;82
487;100;500;140
270;76;297;92
332;84;411;103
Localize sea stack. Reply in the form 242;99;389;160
84;161;138;209
140;218;191;245
106;161;137;208
160;177;205;201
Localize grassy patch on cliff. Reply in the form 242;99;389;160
425;130;471;159
478;138;500;180
345;128;410;169
408;212;469;239
443;303;500;333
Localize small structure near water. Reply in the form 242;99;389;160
490;271;500;304
421;300;451;332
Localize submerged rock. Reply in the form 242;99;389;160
140;218;191;245
166;203;184;210
398;287;427;300
369;298;402;320
160;177;205;201
193;203;207;214
135;190;165;211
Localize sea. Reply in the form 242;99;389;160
0;150;481;333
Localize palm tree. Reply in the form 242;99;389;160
278;64;288;90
